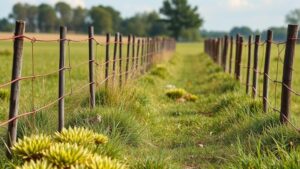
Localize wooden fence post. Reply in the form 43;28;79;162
136;39;141;75
246;35;252;95
252;35;260;98
88;26;95;108
222;35;229;71
234;34;240;79
217;38;221;65
119;34;123;88
105;33;110;88
58;26;66;132
262;30;273;113
7;21;25;157
235;35;243;81
238;37;243;81
141;39;145;74
125;35;131;82
112;33;118;86
229;36;233;74
280;24;299;123
131;35;136;77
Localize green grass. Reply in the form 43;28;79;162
1;40;300;168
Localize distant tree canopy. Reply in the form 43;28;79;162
286;9;300;25
229;26;253;37
160;0;203;40
121;12;168;37
3;2;173;37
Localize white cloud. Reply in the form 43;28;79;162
228;0;251;10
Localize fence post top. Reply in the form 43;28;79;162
15;20;25;24
287;24;299;28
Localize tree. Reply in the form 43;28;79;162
286;9;300;25
122;13;149;36
122;12;169;36
55;2;73;27
72;7;87;32
229;26;253;37
0;18;13;32
10;3;27;20
10;3;38;32
89;6;113;34
38;4;57;32
98;5;121;32
160;0;203;40
27;5;38;32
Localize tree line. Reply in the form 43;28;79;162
201;9;300;41
0;0;203;41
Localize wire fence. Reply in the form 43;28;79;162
0;21;176;156
204;24;300;131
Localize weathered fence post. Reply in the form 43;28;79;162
7;21;25;157
262;30;273;113
146;38;150;71
88;26;95;108
105;33;110;88
246;35;252;95
237;36;243;81
222;35;229;71
217;38;221;65
234;34;240;79
235;35;243;81
229;36;233;74
125;35;131;82
280;24;299;124
141;39;145;74
112;33;118;86
58;26;66;132
252;35;260;98
131;35;136;77
136;39;141;74
119;34;123;88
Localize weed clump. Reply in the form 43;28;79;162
165;88;187;99
0;89;9;101
0;49;11;56
12;127;126;169
150;65;169;79
165;87;198;102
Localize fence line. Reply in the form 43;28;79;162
0;20;176;157
204;24;299;130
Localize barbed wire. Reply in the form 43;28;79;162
0;35;175;128
204;35;300;131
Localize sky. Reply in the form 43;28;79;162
1;0;299;31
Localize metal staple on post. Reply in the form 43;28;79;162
262;30;273;113
7;21;25;157
58;26;67;132
280;24;299;123
88;26;95;108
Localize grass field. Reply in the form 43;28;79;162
0;36;300;168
